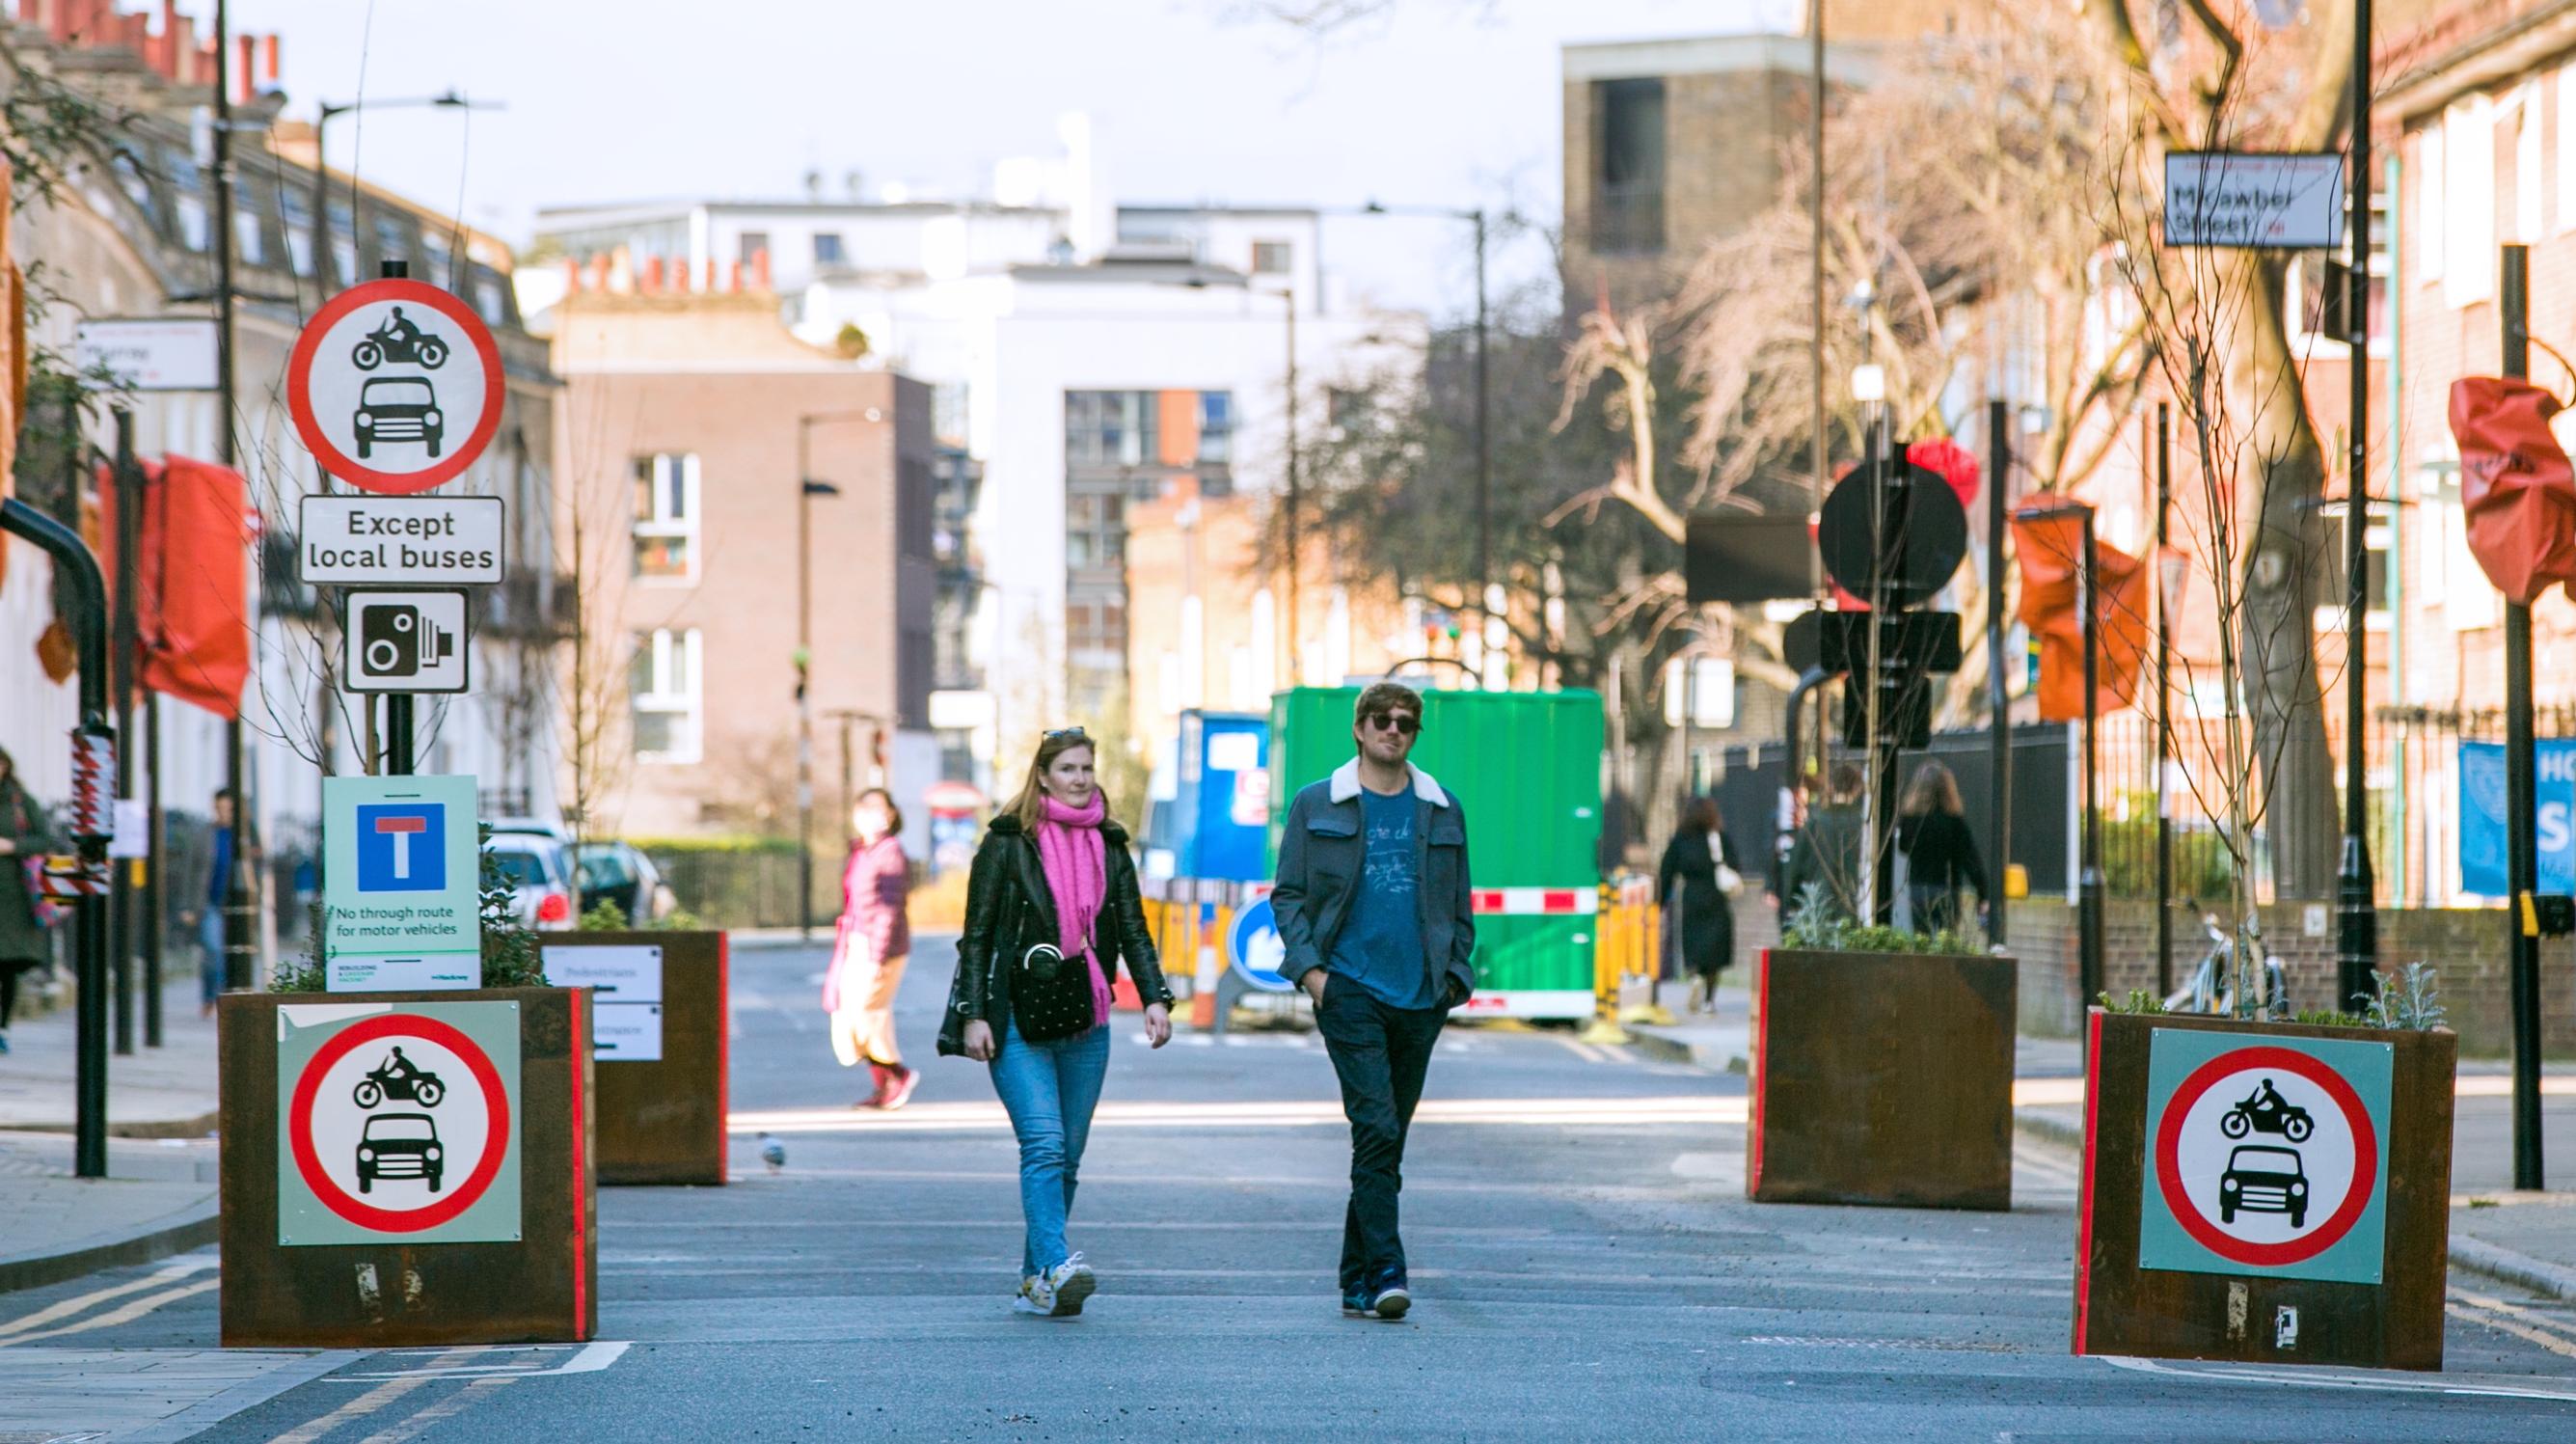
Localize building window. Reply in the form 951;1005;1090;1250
1067;390;1152;467
1198;392;1233;464
328;201;360;289
2560;64;2576;234
1066;492;1125;571
231;177;268;266
371;211;415;272
1591;77;1667;256
629;628;703;764
2443;95;2495;308
631;453;701;583
738;230;770;268
165;150;208;252
1253;240;1292;275
278;180;315;277
813;231;845;266
2417;124;2446;284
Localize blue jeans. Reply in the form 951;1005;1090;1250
198;909;226;1005
989;1021;1111;1278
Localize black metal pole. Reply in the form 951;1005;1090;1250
1987;401;2011;946
385;695;416;776
3;499;114;1177
110;417;139;1056
2337;0;2380;1012
215;1;254;994
1869;418;1899;926
2156;402;2176;999
144;689;163;1047
2079;505;2106;1026
2503;244;2544;1191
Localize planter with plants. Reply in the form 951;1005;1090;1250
2071;966;2456;1371
219;837;597;1348
1745;886;2020;1211
537;908;731;1185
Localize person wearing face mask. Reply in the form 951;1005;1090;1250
826;787;917;1109
938;726;1176;1318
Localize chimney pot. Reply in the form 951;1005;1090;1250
727;260;743;293
753;247;772;293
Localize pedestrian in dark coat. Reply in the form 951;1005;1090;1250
1781;761;1867;926
1898;761;1989;935
1657;796;1741;1014
0;748;58;1051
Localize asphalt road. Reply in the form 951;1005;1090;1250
7;937;2576;1441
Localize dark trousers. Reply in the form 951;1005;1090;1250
1316;972;1447;1293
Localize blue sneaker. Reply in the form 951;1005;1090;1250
1341;1289;1369;1316
1365;1282;1411;1321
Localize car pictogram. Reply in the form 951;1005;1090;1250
354;377;445;460
2218;1143;2308;1229
356;1112;446;1194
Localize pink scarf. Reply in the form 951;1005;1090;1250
1036;792;1113;1024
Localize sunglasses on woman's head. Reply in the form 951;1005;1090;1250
1365;712;1421;736
1044;726;1090;742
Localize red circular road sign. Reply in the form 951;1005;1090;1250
2155;1045;2379;1267
288;1013;511;1233
286;278;504;495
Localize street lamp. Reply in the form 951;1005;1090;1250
310;91;498;298
795;409;871;940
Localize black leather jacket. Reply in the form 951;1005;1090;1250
937;814;1175;1056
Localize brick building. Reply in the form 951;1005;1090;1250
546;273;935;846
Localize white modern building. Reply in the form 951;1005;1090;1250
531;121;1424;789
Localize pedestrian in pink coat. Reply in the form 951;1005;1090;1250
825;788;916;1108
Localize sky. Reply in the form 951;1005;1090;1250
221;0;1799;321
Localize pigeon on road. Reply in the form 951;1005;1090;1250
759;1132;786;1174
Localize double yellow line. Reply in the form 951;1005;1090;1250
0;1254;217;1348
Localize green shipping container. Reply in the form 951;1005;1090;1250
1267;687;1604;1020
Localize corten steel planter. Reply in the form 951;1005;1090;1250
218;987;598;1348
1747;946;2019;1210
541;931;730;1186
2072;1009;2456;1371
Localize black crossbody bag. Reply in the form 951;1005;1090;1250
1013;925;1100;1042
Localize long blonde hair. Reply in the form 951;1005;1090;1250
1901;761;1965;819
1001;729;1117;832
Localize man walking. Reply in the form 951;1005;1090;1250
1272;682;1476;1321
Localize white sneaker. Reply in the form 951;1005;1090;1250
1042;1253;1096;1317
1014;1275;1050;1315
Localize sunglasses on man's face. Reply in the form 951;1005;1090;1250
1365;712;1421;736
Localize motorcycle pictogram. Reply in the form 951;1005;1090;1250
351;1046;446;1109
350;307;449;371
2218;1076;2313;1142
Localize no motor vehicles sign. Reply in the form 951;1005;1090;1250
276;1000;522;1246
2138;1029;2393;1284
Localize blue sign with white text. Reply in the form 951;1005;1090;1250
355;803;447;893
2457;741;2576;897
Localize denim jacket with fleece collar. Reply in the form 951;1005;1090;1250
1270;759;1477;1009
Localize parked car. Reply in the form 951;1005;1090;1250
356;1112;444;1193
481;831;576;930
574;840;677;925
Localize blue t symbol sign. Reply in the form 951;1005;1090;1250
356;804;446;892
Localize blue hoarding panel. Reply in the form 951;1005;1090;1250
2457;740;2576;897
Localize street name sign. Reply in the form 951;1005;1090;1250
287;278;504;495
540;943;665;1062
343;590;472;695
74;317;218;391
299;495;504;586
323;774;481;993
2139;1027;2392;1283
2164;151;2346;250
276;999;522;1245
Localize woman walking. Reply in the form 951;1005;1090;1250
827;788;917;1110
940;727;1175;1317
1657;796;1743;1015
0;749;57;1054
1897;761;1989;935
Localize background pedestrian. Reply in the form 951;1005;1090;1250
938;726;1175;1318
186;789;238;1017
1897;761;1989;936
827;787;916;1109
0;747;57;1054
1657;795;1742;1015
1782;761;1867;925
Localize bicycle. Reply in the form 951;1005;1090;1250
2163;901;2287;1019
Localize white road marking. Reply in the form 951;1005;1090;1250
2101;1353;2576;1403
0;1255;218;1341
0;1279;220;1348
333;1341;633;1381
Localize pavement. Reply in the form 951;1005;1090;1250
0;938;2568;1440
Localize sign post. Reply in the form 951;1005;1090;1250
287;268;504;775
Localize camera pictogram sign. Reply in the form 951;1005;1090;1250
343;589;470;694
276;1001;521;1246
2139;1030;2393;1284
287;278;503;496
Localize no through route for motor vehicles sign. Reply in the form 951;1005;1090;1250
2138;1029;2393;1283
287;278;504;495
276;1000;522;1246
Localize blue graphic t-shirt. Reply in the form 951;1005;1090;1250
1327;786;1438;1010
